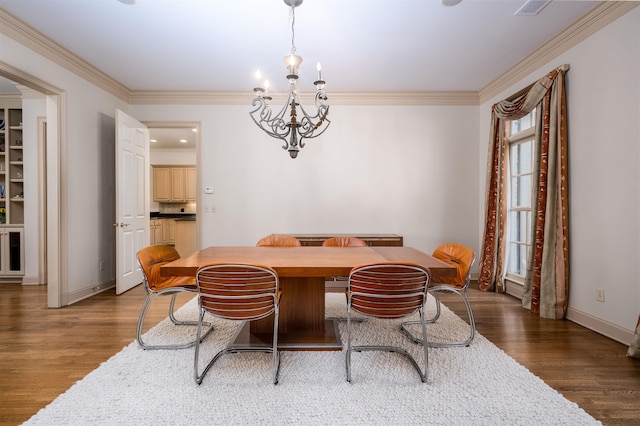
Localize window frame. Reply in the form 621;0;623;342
504;112;536;284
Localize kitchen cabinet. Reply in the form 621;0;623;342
185;167;197;201
150;219;163;245
0;227;24;276
162;219;176;245
170;168;184;201
152;166;196;203
175;220;196;258
152;168;171;202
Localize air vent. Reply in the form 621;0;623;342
515;0;552;16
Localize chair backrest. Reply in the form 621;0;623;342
348;262;430;319
196;263;279;321
322;237;367;247
431;243;475;288
256;234;302;247
137;245;193;291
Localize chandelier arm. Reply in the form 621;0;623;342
250;96;292;149
295;103;330;138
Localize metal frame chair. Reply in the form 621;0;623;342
401;243;476;348
256;234;301;247
194;263;282;385
136;245;213;350
346;262;431;383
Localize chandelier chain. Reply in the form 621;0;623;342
290;6;296;55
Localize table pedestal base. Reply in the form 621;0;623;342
226;276;343;351
229;319;342;351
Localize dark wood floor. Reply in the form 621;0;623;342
1;283;639;425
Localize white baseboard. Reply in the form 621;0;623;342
67;280;115;305
21;275;43;285
500;279;633;346
504;280;525;299
566;307;634;346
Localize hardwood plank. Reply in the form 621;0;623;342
1;283;639;425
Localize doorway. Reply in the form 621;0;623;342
0;65;63;307
145;121;201;256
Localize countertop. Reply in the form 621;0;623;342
150;212;196;220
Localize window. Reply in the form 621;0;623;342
506;109;536;280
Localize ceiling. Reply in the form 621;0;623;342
148;127;197;150
0;0;600;95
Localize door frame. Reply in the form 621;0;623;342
143;121;202;253
0;61;66;307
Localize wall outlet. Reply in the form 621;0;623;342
99;260;105;271
595;288;605;302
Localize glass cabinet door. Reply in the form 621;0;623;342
0;227;24;275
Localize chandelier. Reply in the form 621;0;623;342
250;0;330;159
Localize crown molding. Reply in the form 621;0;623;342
0;8;130;101
478;1;639;104
0;93;21;107
2;3;637;107
128;90;480;106
0;61;62;95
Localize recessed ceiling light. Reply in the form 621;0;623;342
150;139;157;143
192;128;197;132
179;139;187;143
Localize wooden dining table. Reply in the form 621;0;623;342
161;246;456;351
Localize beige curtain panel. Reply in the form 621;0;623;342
478;64;570;320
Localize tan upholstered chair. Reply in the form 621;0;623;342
322;236;367;247
401;243;476;348
256;234;302;247
346;262;431;383
136;245;213;350
194;263;282;385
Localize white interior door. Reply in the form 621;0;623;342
115;109;150;294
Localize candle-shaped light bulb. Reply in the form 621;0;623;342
288;55;295;74
264;80;270;95
255;69;262;82
316;62;322;80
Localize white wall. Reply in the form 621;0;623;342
131;104;480;253
21;96;46;283
1;32;129;302
478;8;640;339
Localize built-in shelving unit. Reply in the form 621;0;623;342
0;102;25;277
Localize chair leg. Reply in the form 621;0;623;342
194;311;281;386
346;303;353;383
399;292;441;345
167;293;201;326
272;307;281;385
400;288;475;348
346;305;428;383
137;289;213;351
425;292;442;323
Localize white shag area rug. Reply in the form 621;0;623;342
24;294;600;425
